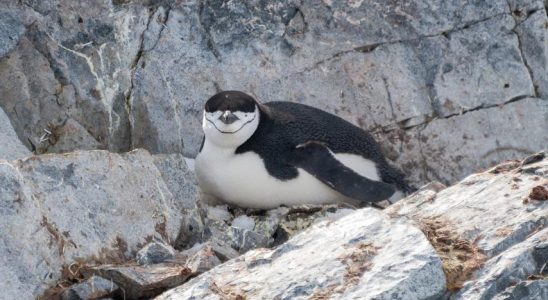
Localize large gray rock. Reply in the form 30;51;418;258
0;149;185;297
130;3;219;156
157;208;446;300
132;0;537;158
514;9;548;98
0;107;31;160
494;280;548;300
431;14;534;117
455;228;547;299
0;0;546;188
379;98;548;185
388;153;548;256
0;10;25;58
153;153;200;210
387;153;548;295
0;1;148;154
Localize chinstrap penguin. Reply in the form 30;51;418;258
195;91;414;209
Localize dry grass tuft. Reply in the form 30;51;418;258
210;281;247;300
340;242;379;285
418;216;487;291
309;242;379;299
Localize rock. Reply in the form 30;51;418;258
514;9;548;98
507;0;546;14
83;263;192;299
227;226;271;254
387;154;548;294
0;149;185;297
432;15;534;117
259;44;435;131
174;206;207;250
231;215;255;231
61;276;118;300
153;154;200;209
130;3;218;157
182;203;358;258
0;1;148;153
0;107;31;160
0;10;25;58
454;228;548;299
382;98;548;185
46;118;102;153
136;242;176;265
494;280;548;300
206;240;240;262
0;1;545;188
205;205;233;223
185;245;222;274
388;154;548;256
130;0;546;165
157;208;446;300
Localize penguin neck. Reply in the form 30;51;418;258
201;139;238;157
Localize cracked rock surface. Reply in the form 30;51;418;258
0;0;546;187
0;149;189;297
0;107;31;160
0;1;547;299
157;208;447;300
0;150;547;299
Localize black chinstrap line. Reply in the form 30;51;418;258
205;114;256;134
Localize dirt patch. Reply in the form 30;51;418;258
488;160;520;174
529;184;548;201
340;242;379;285
210;281;247;300
418;216;487;291
309;242;379;299
155;216;170;242
40;216;77;256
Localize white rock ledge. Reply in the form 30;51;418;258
156;208;446;300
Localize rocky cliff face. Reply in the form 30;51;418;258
0;1;547;299
1;119;547;299
0;0;546;187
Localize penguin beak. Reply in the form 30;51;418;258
219;111;240;125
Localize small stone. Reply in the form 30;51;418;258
206;205;232;222
175;206;206;249
229;227;270;253
186;245;221;274
136;242;176;265
181;240;239;263
82;263;192;299
231;215;255;231
522;151;546;166
61;276;118;300
208;240;240;261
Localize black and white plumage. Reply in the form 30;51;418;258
195;91;414;209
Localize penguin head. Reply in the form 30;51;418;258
202;91;260;148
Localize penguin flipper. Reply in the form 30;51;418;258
289;141;396;204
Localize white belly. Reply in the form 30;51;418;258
195;141;381;209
